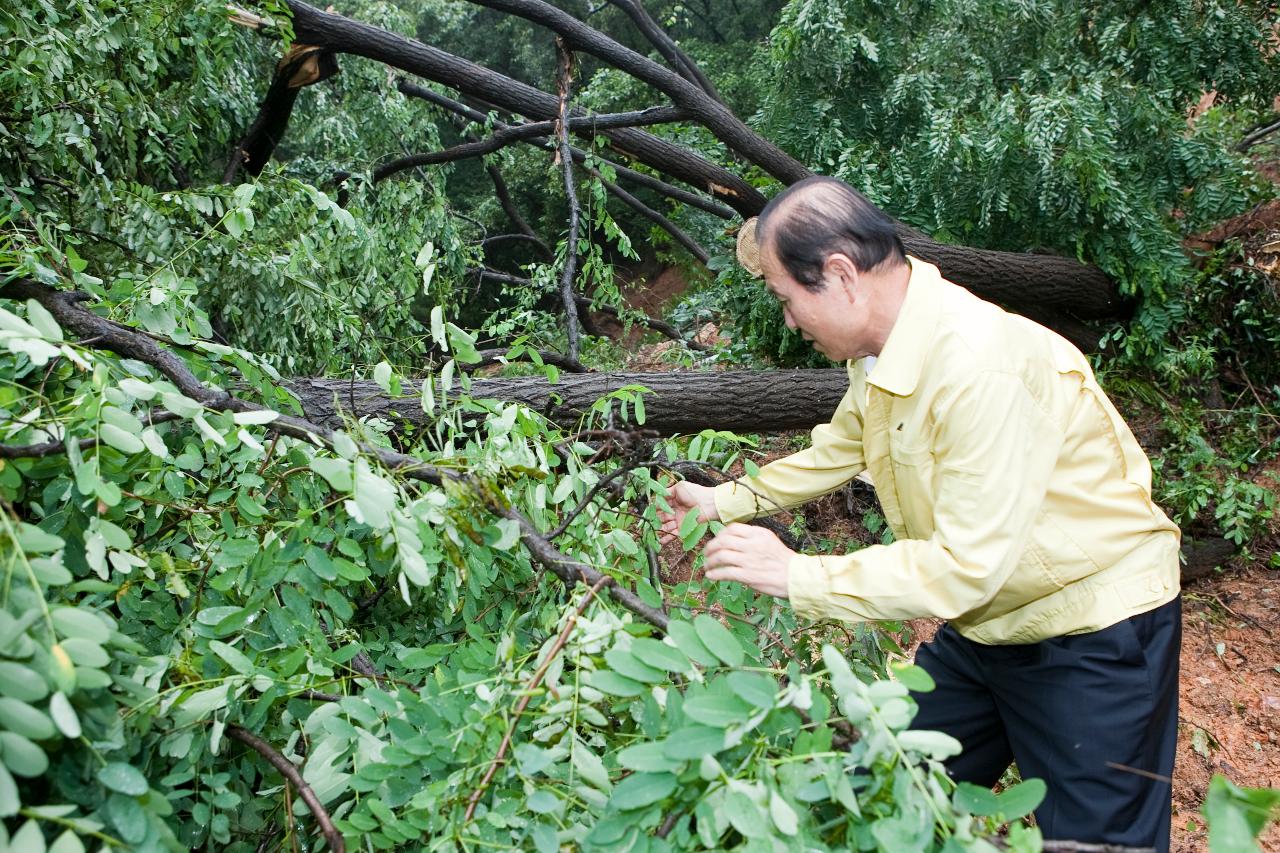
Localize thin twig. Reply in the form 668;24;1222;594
546;461;659;539
226;725;346;853
0;411;182;459
463;575;611;822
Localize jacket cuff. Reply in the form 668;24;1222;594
787;554;833;621
713;480;767;523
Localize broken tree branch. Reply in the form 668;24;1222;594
555;40;584;363
225;725;346;853
462;575;611;823
607;0;724;104
372;105;686;181
283;2;768;214
395;79;735;219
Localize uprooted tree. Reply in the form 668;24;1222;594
1;0;1277;850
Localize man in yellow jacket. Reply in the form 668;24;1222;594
662;176;1181;850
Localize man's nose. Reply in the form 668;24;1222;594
783;307;797;330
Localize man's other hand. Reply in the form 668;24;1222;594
703;524;795;599
657;481;719;541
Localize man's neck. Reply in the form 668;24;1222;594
864;261;912;357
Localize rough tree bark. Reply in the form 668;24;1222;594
289;369;849;436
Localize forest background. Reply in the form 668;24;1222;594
1;0;1280;851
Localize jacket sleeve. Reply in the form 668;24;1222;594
787;370;1065;623
713;381;866;523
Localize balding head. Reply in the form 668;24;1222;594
757;176;906;290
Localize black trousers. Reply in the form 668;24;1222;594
910;597;1181;851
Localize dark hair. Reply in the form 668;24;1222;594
757;176;906;290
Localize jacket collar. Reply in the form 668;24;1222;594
862;256;943;397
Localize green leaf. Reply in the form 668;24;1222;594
48;830;85;853
490;518;521;551
896;729;963;760
105;792;148;844
60;637;109;668
572;744;611;792
209;640;256;676
662;726;725;760
526;789;560;814
430;306;446;349
0;662;48;702
609;772;676;811
727;671;777;709
225;207;254;238
24;299;62;341
309;457;353;492
627;638;689;673
0;697;55;740
373;361;394;394
618;741;682;773
725;790;768;837
666;620;718;667
97;761;150;796
0;731;48;777
349;459;396;531
48;693;80;738
693;615;744;667
604;648;664;684
891;662;936;693
682;692;752;728
995;778;1046;820
99;422;144;455
1204;774;1280;850
954;782;1000;816
160;391;204;418
770;790;800;836
0;763;17;817
51;607;111;644
584;670;647;697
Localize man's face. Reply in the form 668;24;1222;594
759;243;870;362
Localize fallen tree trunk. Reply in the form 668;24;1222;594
291;368;1226;583
290;369;851;436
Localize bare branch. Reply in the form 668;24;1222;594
574;296;708;350
581;164;710;264
373;105;686;181
607;0;724;103
454;0;810;183
465;347;589;373
397;80;735;219
283;3;767;214
484;168;554;260
0;412;182;459
225;725;345;853
555;41;585;363
463;575;611;823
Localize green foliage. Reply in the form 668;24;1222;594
1203;774;1280;852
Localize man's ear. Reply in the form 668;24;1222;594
824;253;860;294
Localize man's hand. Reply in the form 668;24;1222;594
703;523;796;599
657;481;719;540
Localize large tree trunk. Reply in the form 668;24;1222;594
290;370;851;436
291;368;1227;582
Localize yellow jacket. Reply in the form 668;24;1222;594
713;257;1180;644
